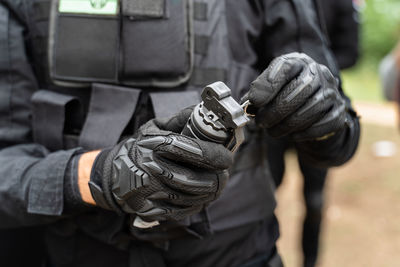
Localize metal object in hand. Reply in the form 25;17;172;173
133;81;251;229
181;81;250;152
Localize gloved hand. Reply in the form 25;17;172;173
89;107;232;222
242;52;347;142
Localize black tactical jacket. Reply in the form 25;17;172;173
318;0;360;69
0;0;360;266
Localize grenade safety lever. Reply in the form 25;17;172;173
133;82;252;229
181;81;250;152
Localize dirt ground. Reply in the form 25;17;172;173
275;102;400;267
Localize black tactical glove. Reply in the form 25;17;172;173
242;52;347;142
89;108;232;222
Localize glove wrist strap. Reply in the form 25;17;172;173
89;148;124;214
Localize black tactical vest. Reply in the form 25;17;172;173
24;0;275;249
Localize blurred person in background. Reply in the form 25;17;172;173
379;39;400;128
379;40;400;102
267;0;360;267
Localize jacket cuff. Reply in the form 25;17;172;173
27;148;82;216
63;152;95;213
89;147;124;215
88;149;114;211
295;111;360;168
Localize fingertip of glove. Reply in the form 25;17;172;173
246;79;268;107
200;142;233;170
240;92;250;105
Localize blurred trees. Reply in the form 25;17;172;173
341;0;400;102
361;0;400;63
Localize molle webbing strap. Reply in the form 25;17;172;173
63;134;79;150
32;90;80;151
194;35;209;55
189;68;227;87
79;84;140;150
150;91;200;118
33;0;51;21
122;0;166;18
0;5;11;131
193;2;207;21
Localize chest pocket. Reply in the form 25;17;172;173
49;0;194;88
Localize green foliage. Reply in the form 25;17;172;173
342;64;384;103
361;0;400;64
342;0;400;103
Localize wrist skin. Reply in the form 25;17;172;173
77;150;101;205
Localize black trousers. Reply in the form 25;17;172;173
0;227;46;267
266;136;327;267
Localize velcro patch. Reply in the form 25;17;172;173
59;0;118;15
122;0;166;18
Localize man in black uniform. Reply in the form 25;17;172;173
319;0;360;70
0;0;360;266
266;1;360;266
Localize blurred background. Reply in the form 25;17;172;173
276;0;400;266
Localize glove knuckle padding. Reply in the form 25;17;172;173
104;117;232;221
257;65;320;128
139;135;203;161
139;134;232;171
320;64;337;86
274;87;338;137
111;144;161;213
291;65;347;141
152;160;219;194
111;146;212;220
246;56;304;107
250;52;348;142
293;100;347;141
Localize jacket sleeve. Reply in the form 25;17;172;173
326;0;360;70
260;0;360;167
0;2;81;228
